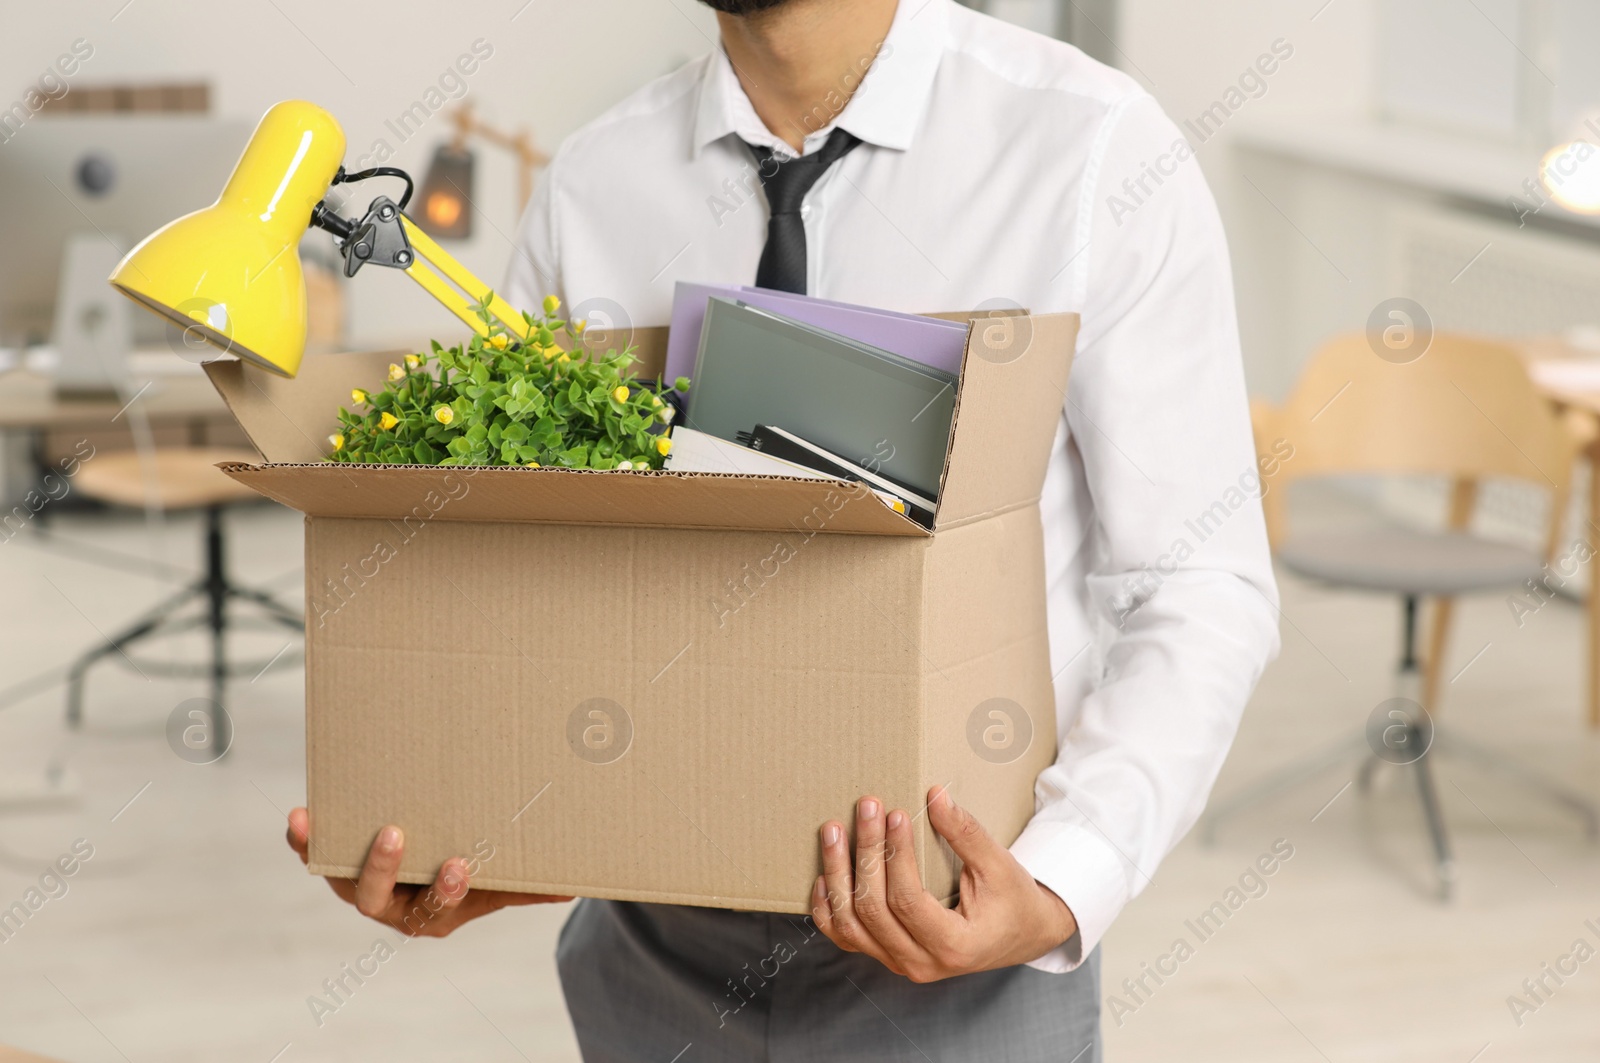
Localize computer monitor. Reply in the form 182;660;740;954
0;115;254;348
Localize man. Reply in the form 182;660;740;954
286;0;1280;1057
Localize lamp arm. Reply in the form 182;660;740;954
309;186;531;343
401;216;531;342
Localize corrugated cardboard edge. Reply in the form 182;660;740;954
217;461;930;536
302;863;816;914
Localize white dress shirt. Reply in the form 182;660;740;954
506;0;1280;974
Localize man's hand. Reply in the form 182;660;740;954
812;786;1077;982
286;808;571;937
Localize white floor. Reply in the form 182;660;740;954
0;501;1596;1062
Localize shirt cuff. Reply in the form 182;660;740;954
1010;818;1131;973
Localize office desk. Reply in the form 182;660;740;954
1518;338;1600;728
0;365;240;506
0;366;227;427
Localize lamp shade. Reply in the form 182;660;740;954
109;100;346;377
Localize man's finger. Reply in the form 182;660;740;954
817;818;903;973
354;825;405;919
286;808;310;866
883;807;958;942
432;858;470;912
818;820;859;948
927;786;1009;874
853;797;887;911
851;799;928;967
810;875;836;938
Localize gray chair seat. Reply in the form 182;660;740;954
1278;529;1543;595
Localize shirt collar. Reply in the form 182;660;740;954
691;0;948;159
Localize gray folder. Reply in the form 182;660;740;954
684;298;958;501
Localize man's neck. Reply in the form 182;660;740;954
716;0;899;152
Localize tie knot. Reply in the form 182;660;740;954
746;128;862;214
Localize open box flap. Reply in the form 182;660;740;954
933;311;1078;529
202;313;1073;535
218;461;930;536
202;326;672;465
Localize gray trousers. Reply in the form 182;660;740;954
557;899;1101;1062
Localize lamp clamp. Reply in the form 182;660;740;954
341;195;415;278
311;194;415;279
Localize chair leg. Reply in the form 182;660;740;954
205;506;228;756
228;586;305;631
1412;740;1456;901
1201;734;1368;844
65;581;204;729
1356;752;1383;793
1436;732;1600;840
1423;596;1455;715
63;505;301;740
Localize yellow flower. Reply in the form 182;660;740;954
328;433;344;451
617;459;634;471
379;411;399;431
651;396;663;408
612;385;629;403
488;334;509;350
543;294;561;315
404;353;422;369
573;319;587;334
387;363;405;382
655;437;673;457
351;388;369;404
433;405;454;425
524;460;541;468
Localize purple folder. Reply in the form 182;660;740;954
665;282;969;387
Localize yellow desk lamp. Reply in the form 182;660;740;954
109;100;529;378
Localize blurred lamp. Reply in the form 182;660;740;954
417;144;475;239
413;103;548;242
1540;139;1600;215
109;99;532;378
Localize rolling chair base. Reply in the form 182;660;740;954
1203;725;1597;900
1204;596;1599;900
63;506;302;754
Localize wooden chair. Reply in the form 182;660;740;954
1205;333;1599;897
65;447;302;754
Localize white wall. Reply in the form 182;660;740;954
1108;1;1380;391
1117;0;1378;171
2;0;718;349
6;0;1389;362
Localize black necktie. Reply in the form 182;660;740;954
743;128;862;294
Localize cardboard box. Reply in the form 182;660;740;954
207;311;1078;912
